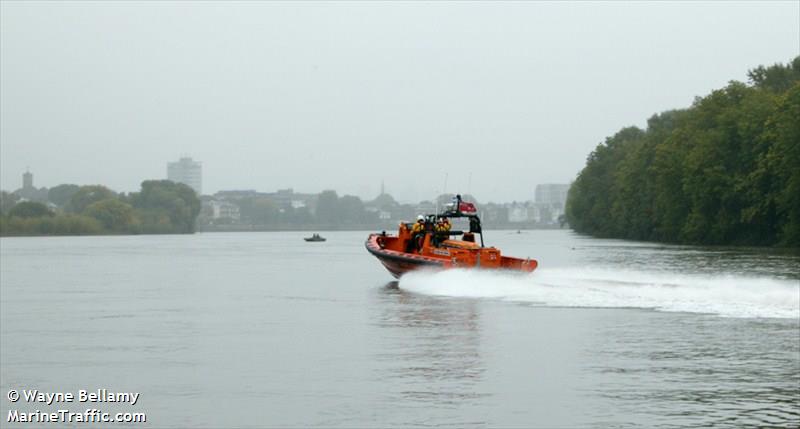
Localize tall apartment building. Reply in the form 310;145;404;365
167;157;202;195
534;184;570;206
533;183;571;224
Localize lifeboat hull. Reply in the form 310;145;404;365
365;234;446;278
365;233;537;279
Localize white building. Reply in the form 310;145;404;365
528;204;543;223
508;203;530;223
204;200;240;220
167;157;202;195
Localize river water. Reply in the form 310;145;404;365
1;230;798;428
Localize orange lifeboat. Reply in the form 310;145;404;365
365;196;538;279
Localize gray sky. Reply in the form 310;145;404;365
1;1;798;203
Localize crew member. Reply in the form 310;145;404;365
442;217;451;233
433;217;452;246
407;215;426;252
412;215;425;234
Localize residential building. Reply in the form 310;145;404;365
508;202;530;223
535;184;570;206
203;200;241;220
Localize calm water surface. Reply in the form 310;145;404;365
1;230;798;428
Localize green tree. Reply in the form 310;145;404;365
316;190;339;225
84;199;136;232
566;126;645;236
67;185;116;213
239;197;278;225
747;57;800;93
567;57;799;246
0;191;20;215
764;82;800;246
130;180;200;233
338;195;365;224
8;201;54;218
0;214;103;236
47;184;81;207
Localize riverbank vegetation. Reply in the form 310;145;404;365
566;57;800;247
0;180;200;236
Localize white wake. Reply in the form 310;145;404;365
397;268;800;319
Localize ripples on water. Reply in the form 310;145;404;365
391;271;800;427
369;284;489;427
395;235;800;428
1;231;798;428
585;317;800;427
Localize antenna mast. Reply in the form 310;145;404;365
438;173;448;214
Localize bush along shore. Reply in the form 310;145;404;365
0;180;200;236
566;57;800;247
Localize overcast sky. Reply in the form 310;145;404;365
1;1;798;203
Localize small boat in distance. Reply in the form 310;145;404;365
304;233;326;242
366;195;538;278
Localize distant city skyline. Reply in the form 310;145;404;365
2;163;569;204
0;161;560;203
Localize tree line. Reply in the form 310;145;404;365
0;180;201;236
566;57;800;247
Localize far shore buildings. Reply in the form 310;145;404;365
195;182;572;228
202;199;241;221
167;157;202;195
201;188;318;224
493;183;571;225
